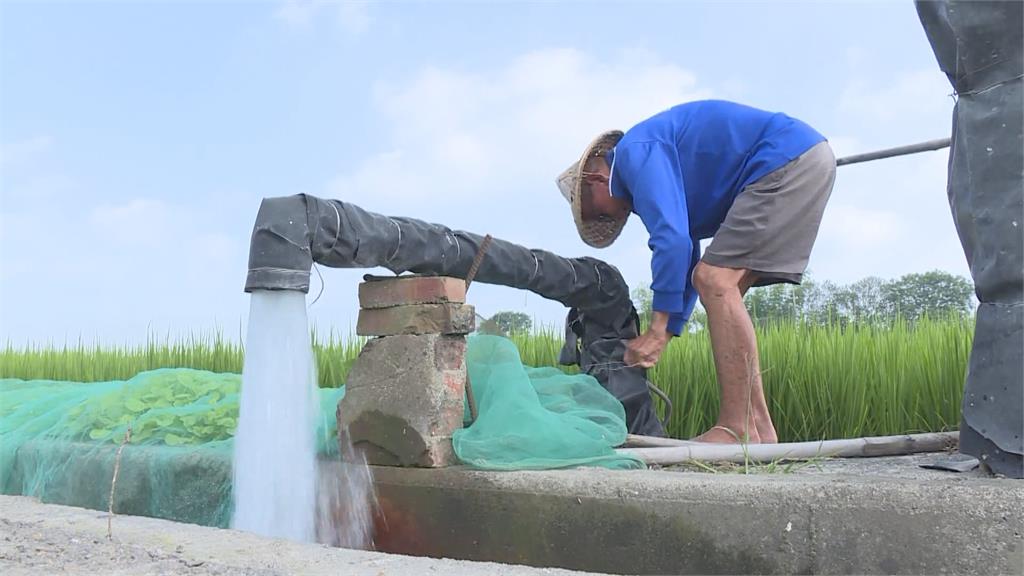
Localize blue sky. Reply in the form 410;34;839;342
1;0;968;345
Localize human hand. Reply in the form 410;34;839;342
624;313;672;369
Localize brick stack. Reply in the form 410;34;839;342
337;276;474;467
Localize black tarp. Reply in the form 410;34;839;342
916;0;1024;478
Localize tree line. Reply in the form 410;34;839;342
483;270;974;335
631;270;975;330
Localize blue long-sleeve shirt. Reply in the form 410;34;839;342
607;100;826;335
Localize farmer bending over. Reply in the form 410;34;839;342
557;100;836;444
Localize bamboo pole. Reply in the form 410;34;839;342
623;434;699;448
616;431;959;465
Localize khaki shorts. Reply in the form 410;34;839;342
703;141;836;286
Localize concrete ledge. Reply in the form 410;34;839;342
360;464;1023;575
7;441;1022;575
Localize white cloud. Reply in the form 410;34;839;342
320;46;969;328
838;68;953;139
2;195;247;345
90;198;171;239
802;57;967;285
2;174;75;206
337;1;370;35
820;204;901;248
0;135;52;167
326;150;413;206
330;47;709;210
318;47;711;330
810;146;966;283
826;136;863;159
275;0;371;35
83;199;242;280
0;136;74;208
275;0;319;27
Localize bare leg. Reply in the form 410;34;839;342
691;262;777;444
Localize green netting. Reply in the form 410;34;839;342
0;368;346;526
0;334;641;527
454;335;642;470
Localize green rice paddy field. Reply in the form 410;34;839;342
1;317;972;442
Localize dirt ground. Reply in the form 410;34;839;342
1;516;270;576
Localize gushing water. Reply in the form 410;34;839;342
233;290;318;542
315;429;379;549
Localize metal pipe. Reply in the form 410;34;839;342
835;137;951;166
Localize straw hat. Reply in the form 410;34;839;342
556;130;626;248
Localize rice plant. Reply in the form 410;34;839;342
0;330;362;389
1;316;972;442
510;315;972;442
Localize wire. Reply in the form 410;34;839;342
308;263;325;308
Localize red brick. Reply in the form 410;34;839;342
356;303;475;337
359;276;466;309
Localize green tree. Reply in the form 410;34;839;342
631;283;654;328
631;282;707;332
880;270;975;320
744;270;974;325
487;311;532;335
633;270;973;330
744;279;822;325
688;306;709;332
841;277;886;322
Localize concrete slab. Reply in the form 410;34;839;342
362;461;1023;575
7;441;1022;575
0;495;597;576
